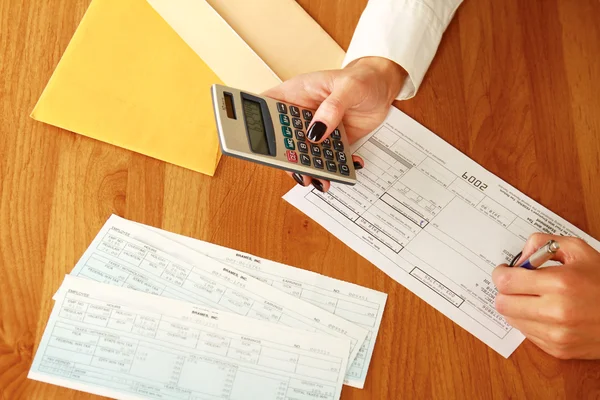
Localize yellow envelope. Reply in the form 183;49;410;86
31;0;224;175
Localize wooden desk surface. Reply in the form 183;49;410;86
2;0;600;399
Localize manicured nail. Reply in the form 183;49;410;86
292;173;306;186
509;251;523;267
307;121;327;142
312;180;324;192
353;161;363;170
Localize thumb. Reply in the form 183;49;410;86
306;87;356;143
516;233;591;265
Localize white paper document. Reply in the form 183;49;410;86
30;276;350;400
284;107;600;358
142;223;387;388
69;216;369;373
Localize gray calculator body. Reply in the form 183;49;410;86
211;84;356;185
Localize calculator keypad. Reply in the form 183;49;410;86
284;138;295;150
276;103;350;178
298;142;309;153
282;126;292;138
286;150;298;163
277;103;288;114
310;145;321;157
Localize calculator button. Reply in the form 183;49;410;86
300;154;311;166
321;138;331;148
326;161;337;172
280;114;290;126
290;106;300;117
281;126;292;138
292;118;303;129
305;120;311;129
324;149;334;160
286;150;298;163
339;164;350;176
313;157;324;169
333;140;344;151
277;103;288;114
331;129;341;140
336;152;347;164
302;109;313;121
295;130;306;141
310;145;321;157
284;138;295;150
298;142;309;153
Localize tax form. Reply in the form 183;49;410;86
30;276;350;400
69;217;368;371
141;220;387;389
284;107;600;358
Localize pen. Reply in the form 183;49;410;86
509;240;560;269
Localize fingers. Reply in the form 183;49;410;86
494;293;546;320
506;317;579;345
517;233;592;265
505;317;552;339
287;156;365;192
506;316;563;356
492;264;560;295
307;85;359;143
506;316;589;359
311;179;331;193
287;172;330;192
261;73;315;104
352;155;364;169
261;84;287;102
288;172;311;187
261;71;331;109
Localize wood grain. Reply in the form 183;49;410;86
1;0;600;399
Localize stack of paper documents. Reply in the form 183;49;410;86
31;0;345;176
29;215;388;399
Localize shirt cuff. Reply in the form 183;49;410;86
342;0;455;100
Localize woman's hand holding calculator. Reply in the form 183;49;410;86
263;57;406;192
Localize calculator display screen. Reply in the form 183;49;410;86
242;99;269;155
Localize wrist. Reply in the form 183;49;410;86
349;56;407;102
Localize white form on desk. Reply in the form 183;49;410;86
284;107;600;358
69;216;368;372
142;222;387;389
30;275;350;400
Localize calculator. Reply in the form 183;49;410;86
211;84;356;185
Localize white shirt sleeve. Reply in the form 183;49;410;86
342;0;463;100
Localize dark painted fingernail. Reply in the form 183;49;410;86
312;180;324;192
509;251;522;267
292;173;306;186
353;161;363;170
307;121;327;142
